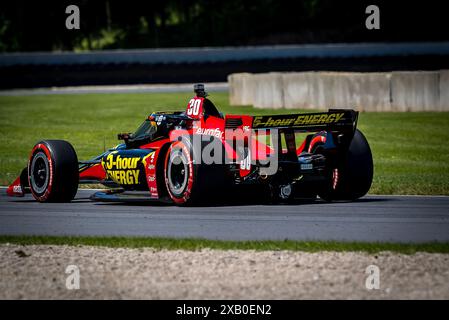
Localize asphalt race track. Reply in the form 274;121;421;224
1;189;449;243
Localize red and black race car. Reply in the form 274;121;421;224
7;84;373;205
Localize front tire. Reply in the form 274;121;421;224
28;140;79;202
164;139;226;206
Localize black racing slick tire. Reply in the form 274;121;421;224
28;140;79;202
164;138;226;206
318;129;373;201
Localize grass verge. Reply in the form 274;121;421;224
1;235;448;254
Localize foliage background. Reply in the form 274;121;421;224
1;0;447;52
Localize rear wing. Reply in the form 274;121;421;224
251;109;358;133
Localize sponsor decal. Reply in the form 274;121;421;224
108;170;140;185
195;127;224;139
13;185;22;193
102;154;141;185
252;112;345;128
142;151;158;197
104;154;139;170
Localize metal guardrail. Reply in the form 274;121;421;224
1;42;449;67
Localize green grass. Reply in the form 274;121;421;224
1;235;448;254
0;91;448;195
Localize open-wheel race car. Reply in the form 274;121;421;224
7;84;373;205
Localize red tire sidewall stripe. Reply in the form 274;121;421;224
28;143;54;202
164;141;194;204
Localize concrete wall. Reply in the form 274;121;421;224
390;71;440;111
439;70;449;111
228;73;254;106
252;73;284;109
228;70;448;111
283;72;315;109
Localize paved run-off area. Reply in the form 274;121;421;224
1;244;448;299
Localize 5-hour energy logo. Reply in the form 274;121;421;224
252;112;345;128
102;153;141;185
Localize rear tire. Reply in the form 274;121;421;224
28;140;79;202
318;129;373;201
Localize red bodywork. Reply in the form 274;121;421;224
7;95;276;199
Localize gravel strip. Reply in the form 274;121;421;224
1;244;448;299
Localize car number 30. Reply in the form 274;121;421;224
187;99;202;116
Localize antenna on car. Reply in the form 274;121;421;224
194;83;208;97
